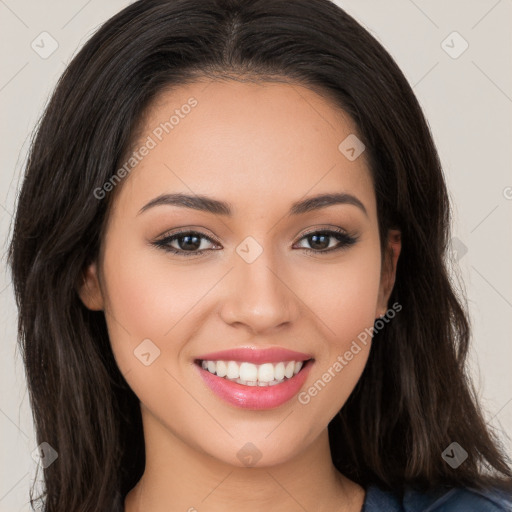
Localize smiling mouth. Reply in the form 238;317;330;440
194;358;314;387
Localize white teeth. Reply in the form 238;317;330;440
200;359;309;386
239;362;258;382
226;361;239;379
285;361;295;378
216;360;227;378
274;362;285;380
257;363;275;383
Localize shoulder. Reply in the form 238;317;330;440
403;485;512;511
363;483;512;512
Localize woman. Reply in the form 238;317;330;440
8;0;512;510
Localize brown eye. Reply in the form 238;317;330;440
294;229;358;254
153;231;218;257
152;228;359;258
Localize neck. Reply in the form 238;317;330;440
124;405;365;512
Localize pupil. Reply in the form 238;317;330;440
309;234;329;250
180;234;200;251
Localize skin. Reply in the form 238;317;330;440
79;79;401;512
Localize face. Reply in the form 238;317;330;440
80;79;400;468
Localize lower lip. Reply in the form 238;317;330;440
195;360;314;410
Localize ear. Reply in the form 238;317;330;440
376;229;401;319
77;261;105;311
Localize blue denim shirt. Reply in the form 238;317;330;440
362;484;512;511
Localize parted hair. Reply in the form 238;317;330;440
8;0;512;510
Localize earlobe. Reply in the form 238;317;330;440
376;229;401;318
77;261;104;311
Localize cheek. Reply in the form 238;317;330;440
102;227;219;329
99;235;203;372
99;244;209;412
294;245;381;420
328;261;381;346
300;243;382;347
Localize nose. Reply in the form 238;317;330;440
218;244;300;335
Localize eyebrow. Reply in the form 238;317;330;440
138;192;368;217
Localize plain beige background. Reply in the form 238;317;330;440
1;1;511;510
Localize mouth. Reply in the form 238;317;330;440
193;356;315;410
194;358;312;386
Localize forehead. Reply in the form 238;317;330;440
115;79;375;219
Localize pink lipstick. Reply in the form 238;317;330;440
194;347;314;410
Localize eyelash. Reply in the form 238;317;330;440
152;227;359;257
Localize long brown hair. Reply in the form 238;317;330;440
8;0;512;510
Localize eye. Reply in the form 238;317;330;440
152;230;219;257
152;227;359;257
294;228;359;255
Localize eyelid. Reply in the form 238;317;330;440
155;225;352;245
156;227;221;245
297;225;349;238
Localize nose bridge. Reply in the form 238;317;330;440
218;236;298;332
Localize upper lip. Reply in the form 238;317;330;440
195;347;313;364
